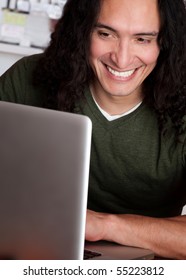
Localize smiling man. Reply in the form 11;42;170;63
0;0;186;259
89;0;160;115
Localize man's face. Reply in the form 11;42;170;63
89;0;160;103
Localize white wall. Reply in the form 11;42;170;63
0;43;43;75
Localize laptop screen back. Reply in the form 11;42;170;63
0;101;92;260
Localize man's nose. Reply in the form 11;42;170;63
110;40;134;69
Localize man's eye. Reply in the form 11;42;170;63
98;31;111;38
137;37;151;44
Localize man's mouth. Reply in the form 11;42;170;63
107;66;136;78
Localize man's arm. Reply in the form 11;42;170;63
85;209;186;259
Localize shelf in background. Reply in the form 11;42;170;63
0;42;43;56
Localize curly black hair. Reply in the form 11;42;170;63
33;0;186;138
34;0;100;111
144;0;186;137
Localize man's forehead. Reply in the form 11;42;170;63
97;0;160;34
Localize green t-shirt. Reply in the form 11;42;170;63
0;54;186;217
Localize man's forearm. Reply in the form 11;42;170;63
86;210;186;259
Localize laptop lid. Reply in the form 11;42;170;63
0;101;92;260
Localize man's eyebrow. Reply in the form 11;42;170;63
94;23;159;37
94;23;117;33
134;32;159;37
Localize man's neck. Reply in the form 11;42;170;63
90;85;143;116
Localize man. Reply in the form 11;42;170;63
0;0;186;259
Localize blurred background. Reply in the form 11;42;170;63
0;0;66;75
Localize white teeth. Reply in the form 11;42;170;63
107;66;135;78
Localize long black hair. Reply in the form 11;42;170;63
34;0;186;137
144;0;186;137
34;0;100;110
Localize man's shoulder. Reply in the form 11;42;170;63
15;53;44;70
0;53;45;105
0;53;44;80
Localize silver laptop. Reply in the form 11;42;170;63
0;101;154;260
